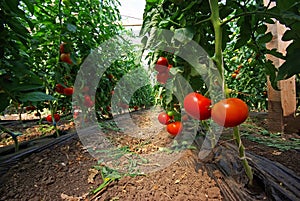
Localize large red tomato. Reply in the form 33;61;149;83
166;121;183;136
158;112;171;125
211;98;249;127
183;92;211;120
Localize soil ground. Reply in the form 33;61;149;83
0;109;299;201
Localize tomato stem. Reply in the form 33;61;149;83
209;0;223;83
233;126;253;185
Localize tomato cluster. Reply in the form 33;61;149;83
60;43;73;64
157;111;183;136
231;65;242;79
46;113;61;123
155;57;172;84
183;92;249;128
55;84;74;96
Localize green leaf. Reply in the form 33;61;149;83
0;93;10;113
257;32;273;44
23;0;34;14
234;16;252;50
256;24;267;34
265;60;278;90
11;85;44;92
174;28;195;44
282;30;296;41
19;92;56;102
277;0;299;11
276;49;300;80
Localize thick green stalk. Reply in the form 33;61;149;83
209;0;223;80
209;0;253;185
233;126;253;185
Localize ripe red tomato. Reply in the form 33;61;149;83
60;53;72;64
231;73;237;78
155;57;169;72
156;56;168;66
84;95;94;107
158;112;171;125
82;86;89;93
181;114;189;122
63;87;74;96
107;74;114;80
60;43;66;53
166;121;183;136
156;72;169;84
46;114;60;122
55;84;65;94
234;69;240;74
133;106;138;111
211;98;249;127
183;92;211;120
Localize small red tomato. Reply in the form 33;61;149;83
155;57;169;72
157;72;169;84
107;74;114;80
63;87;74;96
84;95;94;107
183;92;211;120
84;100;94;107
234;69;240;74
133;106;138;111
231;73;237;79
211;98;249;127
167;121;183;136
121;103;129;109
60;53;72;64
82;86;89;93
46;114;60;122
158;112;171;125
55;84;65;94
156;57;168;66
181;114;189;122
84;95;92;102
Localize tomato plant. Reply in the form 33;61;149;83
211;98;249;127
141;0;300;185
183;92;211;120
166;121;183;136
